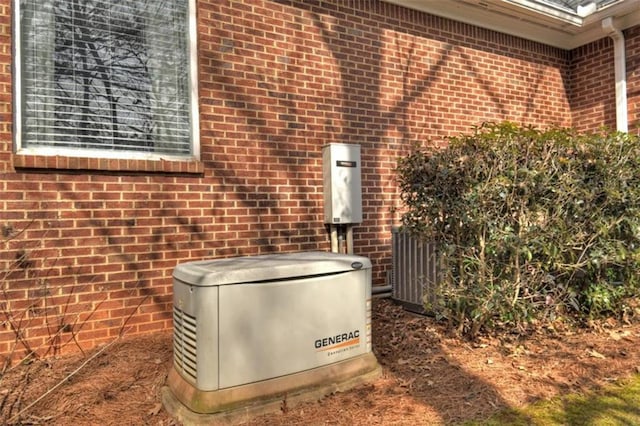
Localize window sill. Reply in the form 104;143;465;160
12;154;204;175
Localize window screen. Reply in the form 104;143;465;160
17;0;196;157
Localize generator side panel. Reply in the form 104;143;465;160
173;280;220;391
218;270;369;389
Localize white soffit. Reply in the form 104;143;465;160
385;0;640;49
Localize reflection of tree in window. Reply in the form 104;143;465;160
54;1;153;151
20;0;192;156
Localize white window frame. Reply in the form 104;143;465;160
13;0;200;162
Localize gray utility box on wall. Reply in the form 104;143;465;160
322;143;362;224
166;251;381;417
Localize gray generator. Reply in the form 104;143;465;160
166;251;380;416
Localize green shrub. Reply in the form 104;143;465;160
397;122;640;336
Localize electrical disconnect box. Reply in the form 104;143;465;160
322;143;362;224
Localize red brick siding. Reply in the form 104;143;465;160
570;38;617;132
0;0;10;174
0;0;583;359
570;26;640;134
626;26;640;132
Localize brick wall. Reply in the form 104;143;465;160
570;38;617;132
570;26;640;133
0;0;9;174
0;0;608;360
625;25;640;132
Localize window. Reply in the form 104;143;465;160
15;0;199;160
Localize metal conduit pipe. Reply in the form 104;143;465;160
372;285;392;298
602;17;628;133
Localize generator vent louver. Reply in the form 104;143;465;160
173;306;197;383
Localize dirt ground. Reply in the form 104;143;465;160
2;298;640;425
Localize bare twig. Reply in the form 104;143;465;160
1;222;156;422
6;337;121;424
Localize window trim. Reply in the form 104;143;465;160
12;0;200;163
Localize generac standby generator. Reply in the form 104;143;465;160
165;251;381;417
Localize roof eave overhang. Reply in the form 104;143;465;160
384;0;640;49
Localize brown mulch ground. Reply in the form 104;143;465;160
2;299;640;425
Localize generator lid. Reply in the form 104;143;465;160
173;251;371;287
